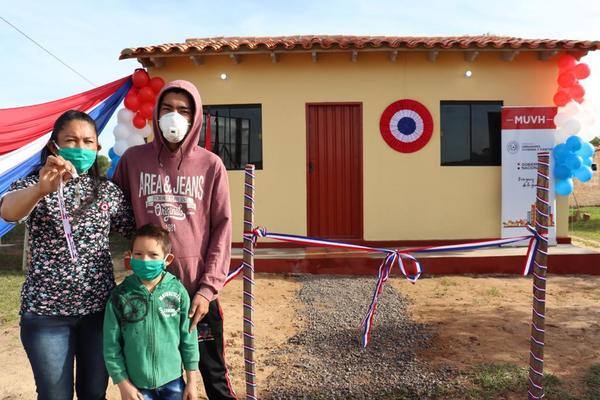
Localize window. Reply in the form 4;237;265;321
199;104;263;170
440;101;502;166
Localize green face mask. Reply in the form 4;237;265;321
58;147;97;174
130;257;166;281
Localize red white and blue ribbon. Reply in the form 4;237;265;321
379;99;434;153
0;76;132;237
226;227;543;347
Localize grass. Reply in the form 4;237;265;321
569;206;600;243
584;364;600;400
0;269;24;326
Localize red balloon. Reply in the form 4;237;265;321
574;97;584;104
573;63;591;80
132;69;150;88
138;86;155;104
569;83;585;99
553;91;571;107
133;113;147;129
124;92;140;112
557;71;577;88
149;77;165;94
558;54;577;71
139;102;154;119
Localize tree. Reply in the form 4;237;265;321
590;137;600;147
97;155;110;177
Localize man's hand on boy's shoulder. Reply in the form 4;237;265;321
117;379;144;400
183;370;199;400
188;293;210;332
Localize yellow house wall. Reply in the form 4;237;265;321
148;51;568;242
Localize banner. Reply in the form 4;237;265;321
501;107;557;245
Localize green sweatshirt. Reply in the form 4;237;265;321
103;271;199;389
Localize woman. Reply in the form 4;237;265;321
0;110;135;399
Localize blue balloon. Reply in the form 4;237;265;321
108;148;118;160
553;143;569;162
565;153;583;170
583;156;593;167
106;166;115;179
566;135;583;152
554;164;572;180
574;165;593;182
576;141;595;158
555;178;574;196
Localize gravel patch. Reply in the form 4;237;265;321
261;275;455;399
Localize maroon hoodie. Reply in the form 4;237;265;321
113;80;231;301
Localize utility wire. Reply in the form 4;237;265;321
0;15;95;86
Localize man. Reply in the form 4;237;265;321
113;80;237;399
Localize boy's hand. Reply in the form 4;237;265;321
117;379;144;400
189;293;209;331
183;370;199;400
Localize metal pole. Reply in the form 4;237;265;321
528;152;550;399
242;164;257;399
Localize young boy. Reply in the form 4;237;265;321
104;224;199;400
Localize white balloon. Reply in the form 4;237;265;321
579;129;598;142
553;112;569;127
133;124;153;138
563;101;580;117
117;108;135;124
555;126;570;143
127;133;146;147
114;140;129;156
580;99;597;114
562;118;582;135
113;123;132;141
577;109;595;126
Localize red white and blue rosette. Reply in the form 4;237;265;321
379;99;433;153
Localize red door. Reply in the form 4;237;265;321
306;103;363;239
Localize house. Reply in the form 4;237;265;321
120;35;600;246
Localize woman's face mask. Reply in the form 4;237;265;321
159;111;190;144
57;147;97;175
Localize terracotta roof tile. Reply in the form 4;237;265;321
120;35;600;60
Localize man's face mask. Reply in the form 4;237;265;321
159;111;190;144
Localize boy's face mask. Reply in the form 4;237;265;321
159;111;190;144
53;141;97;175
130;257;166;281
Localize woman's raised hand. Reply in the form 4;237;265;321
37;156;77;195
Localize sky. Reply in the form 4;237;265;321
1;0;600;155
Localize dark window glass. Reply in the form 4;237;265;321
199;104;263;170
440;101;502;166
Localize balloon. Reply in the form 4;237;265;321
580;99;597;114
553;91;571;107
555;178;574;196
561;118;581;135
114;140;129;156
576;141;595;158
139;102;154;119
569;84;585;99
132;69;149;88
565;153;583;170
117;108;134;124
108;148;118;160
553;112;568;127
563;101;580;117
574;165;593;182
557;71;577;88
573;63;591;80
555;126;570;144
149;77;165;94
124;92;140;112
553;143;569;162
106;166;115;179
113;123;132;140
127;133;146;147
133;123;153;138
133;113;147;129
578;109;595;126
138;86;155;104
558;54;577;71
554;164;572;180
582;156;593;167
566;135;583;152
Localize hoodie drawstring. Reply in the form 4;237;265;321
177;147;184;170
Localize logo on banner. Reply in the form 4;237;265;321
379;99;433;153
507;141;520;154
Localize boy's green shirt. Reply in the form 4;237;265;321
103;271;199;389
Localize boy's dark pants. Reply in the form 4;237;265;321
198;299;237;400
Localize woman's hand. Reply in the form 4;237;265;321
117;379;144;400
37;155;76;196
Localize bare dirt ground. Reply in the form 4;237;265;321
1;273;599;399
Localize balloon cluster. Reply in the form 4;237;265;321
106;70;165;179
552;54;597;196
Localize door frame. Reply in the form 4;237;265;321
305;102;364;241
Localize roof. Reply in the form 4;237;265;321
120;35;600;60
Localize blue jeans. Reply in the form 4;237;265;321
20;311;108;400
139;376;185;400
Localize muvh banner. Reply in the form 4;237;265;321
501;107;557;245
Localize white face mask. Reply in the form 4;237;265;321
159;111;190;144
